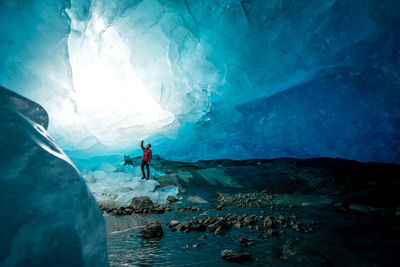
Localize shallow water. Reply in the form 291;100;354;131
104;158;400;266
105;194;400;266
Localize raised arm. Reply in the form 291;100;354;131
141;140;144;150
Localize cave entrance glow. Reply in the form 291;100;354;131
66;14;174;147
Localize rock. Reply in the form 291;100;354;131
208;220;230;235
216;205;226;210
221;249;252;262
276;215;287;224
192;243;200;248
267;229;279;237
263;217;275;229
141;220;163;239
348;204;372;214
201;234;207;239
292;224;301;232
167;220;180;228
243;215;256;225
167;195;178;204
190;223;207;232
187;195;208;204
153;206;165;214
239;237;249;243
176;222;191;232
395;207;400;216
130;196;154;212
234;222;242;228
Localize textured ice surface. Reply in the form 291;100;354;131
0;87;108;266
1;0;400;163
79;157;179;207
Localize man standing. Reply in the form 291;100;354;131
140;140;152;179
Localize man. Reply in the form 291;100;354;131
140;140;152;179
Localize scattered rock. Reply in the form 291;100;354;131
141;220;163;239
216;191;274;208
178;206;203;212
192;243;200;248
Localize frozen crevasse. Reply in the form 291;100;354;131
1;0;400;163
0;86;108;266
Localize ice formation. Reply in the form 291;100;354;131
0;87;108;266
1;0;399;163
78;157;179;208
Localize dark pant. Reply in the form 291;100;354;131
141;160;150;179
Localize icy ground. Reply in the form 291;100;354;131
78;157;179;208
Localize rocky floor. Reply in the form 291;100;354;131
104;157;400;266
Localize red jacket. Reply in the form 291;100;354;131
141;140;152;163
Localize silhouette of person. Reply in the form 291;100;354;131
140;140;152;179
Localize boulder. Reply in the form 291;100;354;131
141;220;163;239
130;196;154;212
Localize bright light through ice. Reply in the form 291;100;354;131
67;15;174;147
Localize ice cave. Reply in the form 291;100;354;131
1;0;400;266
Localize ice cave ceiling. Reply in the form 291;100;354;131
0;0;399;163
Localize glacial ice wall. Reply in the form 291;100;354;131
0;86;108;266
1;0;399;163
